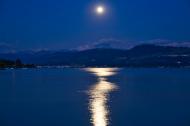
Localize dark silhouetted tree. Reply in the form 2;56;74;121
15;58;22;67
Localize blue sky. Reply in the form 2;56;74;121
0;0;190;50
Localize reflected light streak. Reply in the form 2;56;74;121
85;68;119;126
85;68;119;77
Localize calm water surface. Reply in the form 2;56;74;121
0;68;190;126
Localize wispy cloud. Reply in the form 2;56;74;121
0;42;17;53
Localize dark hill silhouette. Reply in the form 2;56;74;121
0;44;190;67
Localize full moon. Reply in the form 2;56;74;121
96;6;105;15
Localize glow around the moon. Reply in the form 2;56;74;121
96;5;105;15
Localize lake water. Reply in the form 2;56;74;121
0;68;190;126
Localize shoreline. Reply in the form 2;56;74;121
1;65;190;70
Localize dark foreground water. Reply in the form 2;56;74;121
0;68;190;126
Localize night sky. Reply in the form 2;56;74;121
0;0;190;50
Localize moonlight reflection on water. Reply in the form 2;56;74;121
84;68;119;126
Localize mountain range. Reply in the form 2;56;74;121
0;44;190;67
